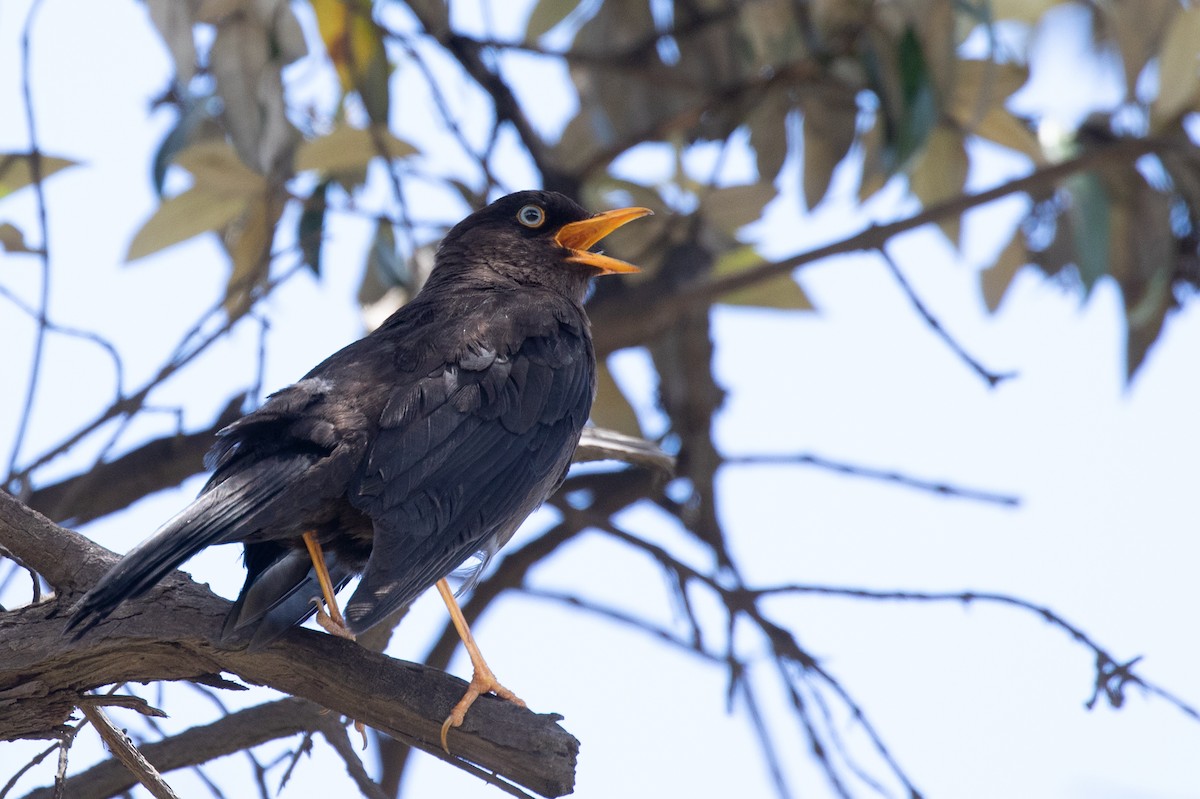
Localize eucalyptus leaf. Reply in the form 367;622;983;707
713;246;814;311
126;187;249;262
0;153;77;199
296;124;417;175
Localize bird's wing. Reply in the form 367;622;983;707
66;379;370;637
343;308;593;633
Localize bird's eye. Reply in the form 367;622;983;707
516;204;546;229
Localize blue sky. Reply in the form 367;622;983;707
2;1;1198;797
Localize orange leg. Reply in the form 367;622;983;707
302;532;365;746
302;532;354;640
436;577;526;752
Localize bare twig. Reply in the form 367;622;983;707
75;704;180;799
721;452;1020;506
753;582;1200;723
12;260;305;483
0;282;124;405
315;721;389;799
878;246;1014;386
7;0;53;487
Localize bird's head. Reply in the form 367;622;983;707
433;190;653;302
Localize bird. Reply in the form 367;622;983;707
66;189;652;750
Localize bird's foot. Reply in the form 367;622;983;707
353;719;367;749
310;597;356;641
439;661;526;753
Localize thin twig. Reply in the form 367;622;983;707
878;246;1014;386
722;452;1020;506
315;721;389;799
11;259;307;482
753;582;1200;723
0;282;124;403
76;704;180;799
7;0;53;487
0;742;59;799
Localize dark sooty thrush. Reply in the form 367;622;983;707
66;190;652;749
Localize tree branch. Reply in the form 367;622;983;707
0;492;578;798
589;134;1182;357
20;698;324;799
25;395;245;526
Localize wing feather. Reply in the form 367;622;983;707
344;300;593;633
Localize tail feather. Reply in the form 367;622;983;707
65;457;312;638
221;547;354;650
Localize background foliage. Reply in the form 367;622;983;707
2;1;1200;797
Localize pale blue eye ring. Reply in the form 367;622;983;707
517;204;546;228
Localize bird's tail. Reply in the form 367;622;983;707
221;545;354;650
64;459;307;638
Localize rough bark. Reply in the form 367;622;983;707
0;491;577;798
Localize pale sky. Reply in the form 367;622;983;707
1;2;1197;798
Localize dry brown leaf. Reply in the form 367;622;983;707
525;0;581;41
712;246;814;311
126;187;250;262
970;107;1043;163
1105;0;1178;100
1151;6;1200;129
949;60;1029;131
858;115;888;202
909;124;968;246
295;124;417;175
801;88;857;210
990;0;1062;24
175;141;267;194
0;222;32;253
980;224;1027;312
146;0;199;83
704;183;778;235
222;191;281;316
209;3;300;174
591;360;645;437
0;153;78;199
747;88;792;184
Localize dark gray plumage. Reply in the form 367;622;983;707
66;190;649;648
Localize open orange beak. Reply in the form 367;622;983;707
554;206;653;275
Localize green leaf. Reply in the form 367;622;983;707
298;181;331;276
893;27;938;172
713;246;814;311
295;123;417;175
525;0;581;41
0;153;78;200
1066;172;1111;293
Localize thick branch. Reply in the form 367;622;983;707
26;395;244;525
0;492;577;798
20;698;325;799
